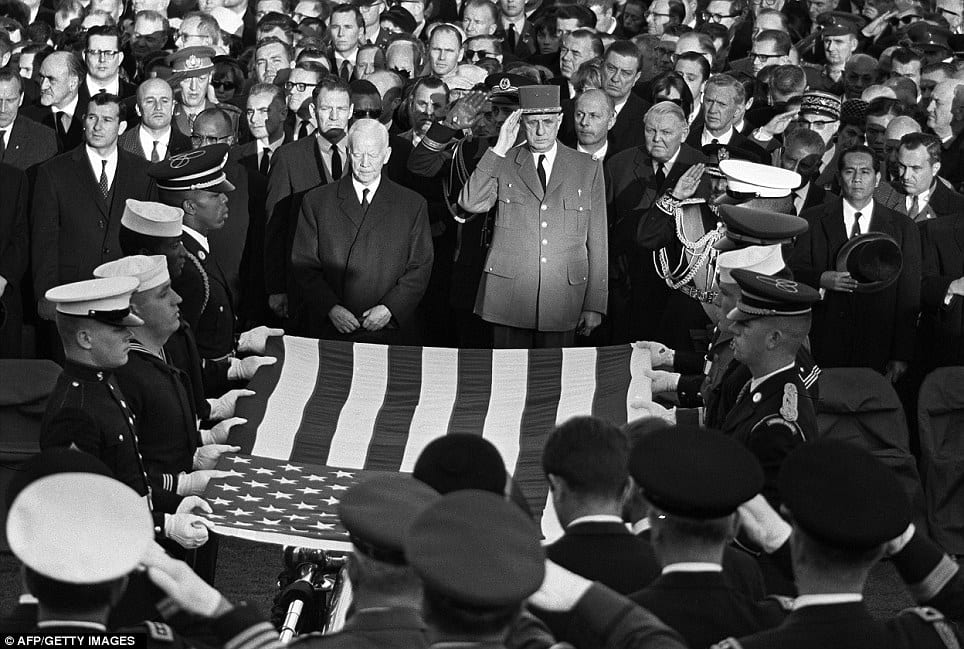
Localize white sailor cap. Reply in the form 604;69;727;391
717;245;786;284
44;277;144;326
121;199;184;239
94;255;170;293
720;160;801;198
6;473;153;584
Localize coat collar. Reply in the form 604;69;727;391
511;145;546;199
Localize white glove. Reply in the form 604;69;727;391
142;541;232;617
528;560;593;612
200;416;246;445
193;444;241;470
206;389;255;421
176;495;213;516
163;512;214;549
628;399;677;425
634;340;675;369
737;494;792;554
227;355;276;380
645;369;681;394
237;326;284;355
884;523;916;557
176;469;233;496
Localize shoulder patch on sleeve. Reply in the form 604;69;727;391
780;383;798;422
144;621;175;642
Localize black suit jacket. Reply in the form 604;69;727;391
31;146;157;298
604;143;710;341
291;175;433;343
920;216;964;368
21;103;84;152
0;163;28;356
2;115;58;171
939;131;964;192
790;200;922;371
685;126;769;164
116;126;192;160
498;20;538;60
546;521;660;594
561;92;651;156
630;570;787;649
173;233;236;360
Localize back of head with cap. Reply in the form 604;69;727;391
542;416;629;524
413;434;507;495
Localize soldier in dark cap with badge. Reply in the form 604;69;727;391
408;73;535;347
627;425;789;648
719;268;821;511
292;474;438;649
167;47;241;139
712;440;964;649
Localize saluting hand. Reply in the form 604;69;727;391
443;90;487;131
493;109;523;157
670;163;705;200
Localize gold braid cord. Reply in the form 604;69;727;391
653;195;722;301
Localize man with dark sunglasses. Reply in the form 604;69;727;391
462;34;503;65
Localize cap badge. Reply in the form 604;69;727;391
185;54;202;70
499;77;511;90
169;149;206;169
718;148;730;161
757;276;800;293
781;383;798;422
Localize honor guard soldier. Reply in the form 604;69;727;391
713;440;964;649
720;268;821;511
292;474;439;649
628;425;789;648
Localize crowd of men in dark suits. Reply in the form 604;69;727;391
4;0;964;646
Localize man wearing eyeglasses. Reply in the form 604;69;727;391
284;62;323;140
81;26;135;105
463;34;503;66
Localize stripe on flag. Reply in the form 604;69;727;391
397;346;460;471
326;343;390;468
250;336;318;459
366;346;423;470
289;340;354;465
481;349;530;473
448;348;494;435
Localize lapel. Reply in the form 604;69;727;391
822;200;847;257
545;145;568;197
632;146;654;186
312;136;334;184
7;117;27;161
954;218;964;257
73;147;109;217
336;175;366;227
513;146;544;200
358;178;392;236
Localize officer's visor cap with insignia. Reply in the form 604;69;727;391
338;474;439;565
779;440;912;550
714;204;809;251
519;85;562;114
816;11;865;37
7;473;154;584
167;46;216;83
94;255;170;293
121;199;184;239
485;73;536;105
727;268;821;321
629;425;764;519
45;277;144;327
148;144;236;194
718;159;801;200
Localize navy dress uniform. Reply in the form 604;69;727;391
150;146;238;362
720;269;821;510
713;440;964;649
628;425;790;649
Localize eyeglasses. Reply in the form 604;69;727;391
750;51;783;60
464;49;492;60
895;14;922;23
701;11;739;21
794;117;836;128
646;11;672;18
191;133;233;145
750;0;781;6
353;108;383;119
212;80;237;91
85;49;120;59
285;81;319;92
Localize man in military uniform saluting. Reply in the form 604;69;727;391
720;268;820;510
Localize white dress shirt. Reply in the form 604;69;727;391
258;135;285;166
183;225;210;253
793;593;862;610
577;141;608;161
656;147;682;177
334;48;358;72
138;125;172;161
54;93;79;126
750;361;796;392
662;562;724;575
843;199;874;237
85;146;119;189
906;185;932;214
566;514;626;528
531;143;558;184
793;183;811;215
86;75;120;96
701;126;734;146
352;175;381;205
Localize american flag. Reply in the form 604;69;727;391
203;454;386;550
228;336;652;541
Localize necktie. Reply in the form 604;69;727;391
908;194;920;221
711;138;719;144
99;159;109;199
537;154;547;191
0;130;6;161
850;211;862;238
330;145;342;180
56;111;68;138
361;187;370;212
260;148;271;175
654;162;666;190
297;119;310;139
506;22;517;52
340;59;351;81
150;140;160;163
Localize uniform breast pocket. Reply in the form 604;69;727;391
496;181;528;230
563;196;590;236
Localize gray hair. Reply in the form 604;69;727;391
644;100;687;125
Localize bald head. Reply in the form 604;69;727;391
136;77;174;130
884;115;920;141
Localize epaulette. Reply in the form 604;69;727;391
900;607;961;649
765;594;795;611
751;415;805;439
711;638;745;649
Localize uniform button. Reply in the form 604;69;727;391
578;207;583;211
542;239;548;245
98;220;105;229
541;205;547;211
118;435;124;441
541;257;547;263
97;372;104;380
102;247;109;254
219;306;224;312
71;381;79;387
752;393;761;403
120;400;126;407
541;222;547;228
